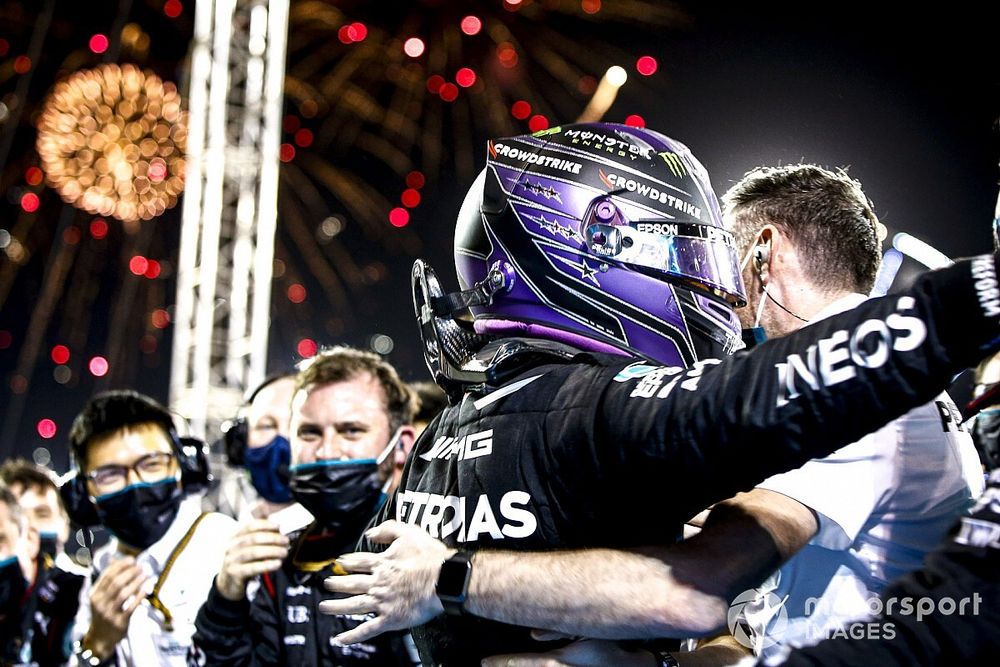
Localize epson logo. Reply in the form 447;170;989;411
636;223;680;235
775;296;927;407
633;223;731;245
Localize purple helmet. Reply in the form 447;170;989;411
453;122;746;366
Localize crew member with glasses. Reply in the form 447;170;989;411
67;390;237;667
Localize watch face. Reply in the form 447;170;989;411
437;556;472;599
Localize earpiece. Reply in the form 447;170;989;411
753;243;770;272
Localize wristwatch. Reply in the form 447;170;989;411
653;650;680;667
74;641;113;667
435;551;474;616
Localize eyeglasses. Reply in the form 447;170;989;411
86;452;175;493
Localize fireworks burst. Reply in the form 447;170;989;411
278;0;687;219
36;64;187;225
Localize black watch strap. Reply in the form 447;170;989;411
436;551;474;616
654;650;680;667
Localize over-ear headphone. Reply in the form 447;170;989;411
59;421;212;528
217;417;249;466
214;373;295;467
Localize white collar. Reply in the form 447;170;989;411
807;293;869;324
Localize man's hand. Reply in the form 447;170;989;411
482;638;658;667
319;520;454;644
215;519;289;602
82;557;148;660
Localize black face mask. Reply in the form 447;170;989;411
0;556;27;622
741;326;767;350
288;459;388;534
94;478;183;551
973;410;1000;471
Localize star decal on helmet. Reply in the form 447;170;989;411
552;254;600;286
519;179;563;203
522;211;582;242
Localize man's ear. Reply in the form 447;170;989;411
395;426;417;468
760;224;797;271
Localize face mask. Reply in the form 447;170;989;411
244;435;293;503
38;531;59;560
288;433;397;531
973;409;1000;470
0;555;27;621
95;478;183;551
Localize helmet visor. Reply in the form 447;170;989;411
586;219;747;306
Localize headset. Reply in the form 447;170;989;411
59;395;212;528
752;242;770;272
214;373;295;467
217;417;249;466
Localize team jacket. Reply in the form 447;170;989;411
189;525;415;666
374;255;1000;665
777;467;1000;666
0;556;83;667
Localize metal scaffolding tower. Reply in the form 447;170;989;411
170;0;289;437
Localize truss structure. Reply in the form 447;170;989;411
170;0;289;437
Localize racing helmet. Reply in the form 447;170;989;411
453;122;746;367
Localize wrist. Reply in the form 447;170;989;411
79;633;115;663
436;550;474;616
215;572;247;602
429;548;457;615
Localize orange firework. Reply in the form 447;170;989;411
35;63;187;223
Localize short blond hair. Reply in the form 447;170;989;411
295;346;416;432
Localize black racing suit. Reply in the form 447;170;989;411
776;467;1000;666
189;524;415;666
373;255;1000;665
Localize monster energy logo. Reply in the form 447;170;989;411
658;151;687;178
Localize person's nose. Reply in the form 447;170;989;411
316;428;344;461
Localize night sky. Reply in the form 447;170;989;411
0;0;997;469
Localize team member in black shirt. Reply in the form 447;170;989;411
190;347;419;666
